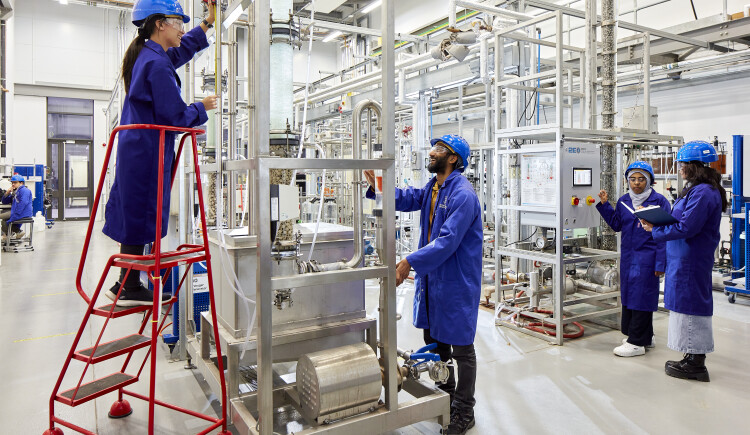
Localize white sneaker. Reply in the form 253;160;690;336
614;342;646;357
622;335;655;349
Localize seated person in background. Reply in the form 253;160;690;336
1;175;33;241
595;161;670;357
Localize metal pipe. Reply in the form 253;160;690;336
247;5;256;235
317;100;382;271
573;278;615;293
344;99;381;269
563;137;680;147
215;3;224;228
643;32;651;132
453;0;533;24
228;30;238;228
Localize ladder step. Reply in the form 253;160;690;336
93;297;175;318
56;373;137;406
73;334;151;363
112;250;206;272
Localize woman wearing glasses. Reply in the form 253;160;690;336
103;0;218;306
596;161;670;357
641;141;727;382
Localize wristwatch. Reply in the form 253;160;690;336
202;19;213;29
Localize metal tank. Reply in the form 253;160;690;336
207;222;369;363
296;343;382;424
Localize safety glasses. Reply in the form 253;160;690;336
430;144;452;154
628;177;647;183
164;17;185;32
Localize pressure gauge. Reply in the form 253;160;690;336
533;233;547;250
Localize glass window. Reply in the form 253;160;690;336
47;114;94;140
47;97;94;115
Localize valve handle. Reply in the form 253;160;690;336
409;352;441;362
415;342;437;354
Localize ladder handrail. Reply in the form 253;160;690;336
75;124;205;305
49;124;230;434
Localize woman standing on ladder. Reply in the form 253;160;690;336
641;141;728;382
103;0;218;306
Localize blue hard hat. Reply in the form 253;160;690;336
132;0;190;26
430;134;471;173
10;175;24;182
675;140;718;164
625;161;655;185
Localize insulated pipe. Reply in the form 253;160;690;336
451;0;533;27
479;32;491;85
398;70;418;105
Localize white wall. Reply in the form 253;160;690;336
624;77;750;143
8;95;46;164
13;0;121;89
294;41;340;84
6;0;121;220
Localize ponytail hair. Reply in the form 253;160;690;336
679;161;729;212
121;15;164;94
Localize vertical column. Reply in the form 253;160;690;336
215;1;224;228
247;5;256;235
380;0;398;412
178;0;196;362
254;0;272;432
584;0;597;130
643;32;651;131
555;11;563;127
601;0;617;250
227;28;238;228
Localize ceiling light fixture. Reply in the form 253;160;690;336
322;30;343;43
59;0;69;4
361;0;382;15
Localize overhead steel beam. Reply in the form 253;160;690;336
524;0;710;48
299;17;424;42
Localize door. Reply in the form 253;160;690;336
47;140;94;220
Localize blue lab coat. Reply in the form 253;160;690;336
596;190;670;311
368;171;483;346
2;185;33;223
651;184;723;316
103;26;209;245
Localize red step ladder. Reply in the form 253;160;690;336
44;124;230;435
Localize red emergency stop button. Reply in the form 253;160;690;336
571;196;580;206
586;196;596;205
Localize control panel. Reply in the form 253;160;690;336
519;142;601;229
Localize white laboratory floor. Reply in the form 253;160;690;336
1;221;749;434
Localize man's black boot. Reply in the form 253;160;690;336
665;353;709;382
442;411;475;435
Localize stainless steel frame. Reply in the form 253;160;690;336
186;1;450;434
492;9;685;344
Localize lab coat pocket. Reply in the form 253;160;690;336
412;277;429;329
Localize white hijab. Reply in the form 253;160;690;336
628;169;652;208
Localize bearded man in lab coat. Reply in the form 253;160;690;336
365;134;482;435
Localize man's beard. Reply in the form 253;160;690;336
427;154;449;173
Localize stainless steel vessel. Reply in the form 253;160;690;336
297;343;381;424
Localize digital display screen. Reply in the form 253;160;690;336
573;168;592;186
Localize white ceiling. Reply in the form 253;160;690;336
303;0;348;15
